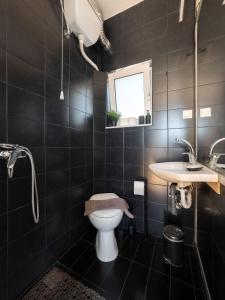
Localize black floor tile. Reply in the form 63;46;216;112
82;228;97;245
98;287;117;300
133;239;155;268
58;233;206;300
151;243;171;276
115;230;128;250
170;278;195;300
100;256;132;299
71;245;97;276
84;259;114;287
195;288;207;300
59;240;89;267
145;269;170;300
119;262;149;300
119;236;139;260
189;248;205;290
171;247;193;286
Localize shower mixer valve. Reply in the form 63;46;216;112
0;143;40;224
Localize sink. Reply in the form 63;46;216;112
149;162;218;184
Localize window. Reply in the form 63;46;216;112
108;60;152;127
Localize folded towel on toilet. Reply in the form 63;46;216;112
84;198;134;219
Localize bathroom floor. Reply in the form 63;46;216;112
58;229;206;300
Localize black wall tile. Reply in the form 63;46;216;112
8;54;44;96
8;86;44;123
0;1;102;298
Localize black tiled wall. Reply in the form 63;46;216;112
0;0;102;299
197;1;225;299
103;0;195;241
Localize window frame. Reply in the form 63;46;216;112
107;60;152;127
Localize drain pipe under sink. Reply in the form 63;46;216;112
78;34;99;71
176;185;192;209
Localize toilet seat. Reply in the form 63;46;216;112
90;193;122;219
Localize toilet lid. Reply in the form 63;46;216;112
90;193;122;218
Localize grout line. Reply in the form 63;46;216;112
144;241;156;299
117;245;140;299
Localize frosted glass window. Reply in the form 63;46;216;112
114;73;145;118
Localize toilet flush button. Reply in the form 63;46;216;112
134;181;144;196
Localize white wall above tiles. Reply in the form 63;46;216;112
96;0;144;20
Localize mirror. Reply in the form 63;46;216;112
197;1;225;176
107;60;152;128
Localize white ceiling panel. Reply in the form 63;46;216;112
96;0;144;20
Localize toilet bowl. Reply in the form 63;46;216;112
88;193;123;262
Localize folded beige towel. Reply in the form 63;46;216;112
84;198;134;219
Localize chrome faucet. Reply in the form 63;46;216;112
175;138;196;164
209;137;225;168
0;144;26;178
0;143;39;223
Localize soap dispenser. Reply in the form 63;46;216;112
145;110;151;124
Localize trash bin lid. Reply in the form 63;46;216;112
164;225;184;241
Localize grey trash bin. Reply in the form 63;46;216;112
163;225;184;267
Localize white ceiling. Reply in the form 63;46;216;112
96;0;144;20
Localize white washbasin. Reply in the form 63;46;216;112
149;162;218;184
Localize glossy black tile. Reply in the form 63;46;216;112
8;53;44;96
60;239;89;267
0;180;7;214
46;147;69;171
8;225;46;277
120;262;149;300
100;256;131;299
47;211;69;244
106;129;123;147
168;109;194;129
8;201;45;243
7;19;45;71
119;237;139;260
46;189;69;220
0;82;6;116
0;214;7;249
153;92;167;111
145;269;170;300
124;164;144;181
134;239;155;267
168;87;194;109
150;241;170;275
46;124;69;147
144;129;168;148
69;108;86;130
8;117;44;146
46;169;69;197
170;278;195;300
45;99;69;127
106;147;123;164
84;259;114;287
70;184;86;207
71;245;96;276
107;163;123;180
8;85;44;123
146;201;166;223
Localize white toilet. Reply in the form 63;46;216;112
88;193;123;262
